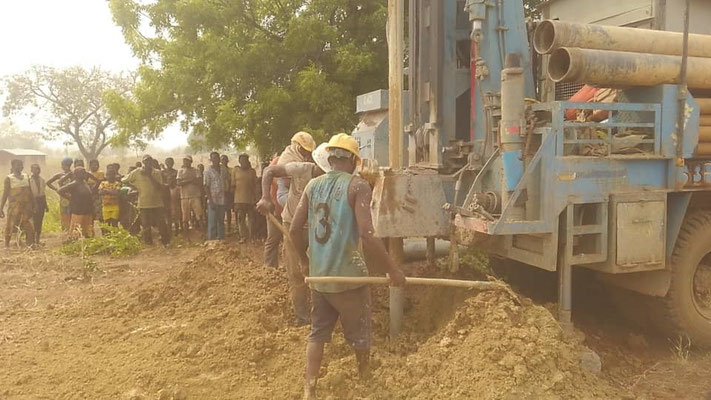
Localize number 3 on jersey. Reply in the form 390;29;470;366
315;203;331;244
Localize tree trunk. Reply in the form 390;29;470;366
78;148;99;163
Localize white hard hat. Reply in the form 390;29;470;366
312;142;331;173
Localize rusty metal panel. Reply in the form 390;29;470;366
371;171;451;238
616;200;666;266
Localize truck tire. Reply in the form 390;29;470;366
661;211;711;347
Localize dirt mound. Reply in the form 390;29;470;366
115;243;308;399
1;242;308;399
1;242;630;399
320;290;621;399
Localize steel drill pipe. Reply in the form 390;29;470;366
304;276;505;290
700;127;711;142
697;143;711;155
534;19;711;57
697;98;711;114
548;48;711;89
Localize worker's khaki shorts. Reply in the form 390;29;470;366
181;197;203;221
309;285;371;349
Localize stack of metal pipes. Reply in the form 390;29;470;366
533;20;711;89
534;20;711;156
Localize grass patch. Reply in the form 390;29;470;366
60;224;143;257
42;190;63;233
670;335;692;364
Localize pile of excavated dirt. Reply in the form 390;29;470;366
1;242;627;399
320;290;623;399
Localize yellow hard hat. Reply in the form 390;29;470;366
291;131;316;152
326;133;361;166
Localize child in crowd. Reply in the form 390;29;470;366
99;169;122;228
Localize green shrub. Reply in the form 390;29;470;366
459;247;491;274
60;224;143;257
437;247;491;276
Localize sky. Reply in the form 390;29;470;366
0;0;187;150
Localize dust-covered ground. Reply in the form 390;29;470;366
1;236;710;399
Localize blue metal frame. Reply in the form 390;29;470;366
468;0;535;158
542;101;662;157
461;98;664;235
452;81;710;277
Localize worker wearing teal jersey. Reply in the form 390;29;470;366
290;133;406;399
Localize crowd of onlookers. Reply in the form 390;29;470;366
1;150;269;248
1;129;325;312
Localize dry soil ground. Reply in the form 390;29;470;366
1;235;710;399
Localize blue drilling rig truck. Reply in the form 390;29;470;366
360;0;711;346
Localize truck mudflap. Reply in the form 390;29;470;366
598;270;671;297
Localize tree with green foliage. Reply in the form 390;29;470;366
107;0;389;155
2;66;134;161
523;0;544;19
